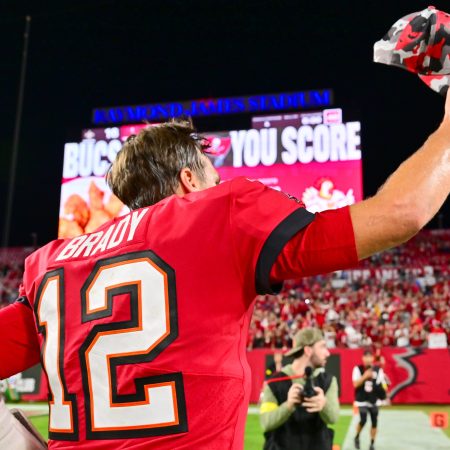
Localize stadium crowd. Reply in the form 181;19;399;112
1;233;449;349
0;248;32;309
0;263;24;309
248;230;450;350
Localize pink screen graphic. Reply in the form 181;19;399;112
59;109;362;238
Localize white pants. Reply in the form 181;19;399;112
0;398;47;450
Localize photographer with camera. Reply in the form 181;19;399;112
259;328;339;450
352;349;388;450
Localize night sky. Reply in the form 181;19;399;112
1;0;449;247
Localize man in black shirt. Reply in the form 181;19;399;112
352;350;387;450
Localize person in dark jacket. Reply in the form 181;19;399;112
259;328;339;450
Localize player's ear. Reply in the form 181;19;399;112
178;167;202;194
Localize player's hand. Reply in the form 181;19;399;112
301;387;327;413
363;369;373;380
286;384;303;410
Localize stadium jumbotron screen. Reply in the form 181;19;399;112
58;108;362;238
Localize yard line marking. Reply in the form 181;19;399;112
6;403;49;412
342;410;450;450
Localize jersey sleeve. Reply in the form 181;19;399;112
229;177;315;295
270;206;358;282
352;366;362;382
0;299;41;379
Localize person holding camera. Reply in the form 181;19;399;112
259;328;339;450
352;349;387;450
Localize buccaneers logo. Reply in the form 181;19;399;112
387;348;420;400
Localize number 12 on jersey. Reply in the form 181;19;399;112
35;251;188;440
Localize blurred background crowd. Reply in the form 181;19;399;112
1;231;449;350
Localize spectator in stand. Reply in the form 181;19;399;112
323;325;336;349
395;325;410;347
253;329;265;349
361;332;373;347
0;261;28;309
409;324;426;347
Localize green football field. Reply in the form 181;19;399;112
244;409;351;449
23;404;450;449
244;405;450;449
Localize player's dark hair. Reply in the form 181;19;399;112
107;120;209;209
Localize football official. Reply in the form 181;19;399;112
259;328;339;450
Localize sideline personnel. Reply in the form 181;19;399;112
260;328;339;450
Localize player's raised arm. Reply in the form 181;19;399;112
270;96;449;284
350;94;450;259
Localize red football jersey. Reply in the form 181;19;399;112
14;178;356;449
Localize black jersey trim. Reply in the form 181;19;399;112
15;296;32;308
255;208;315;295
